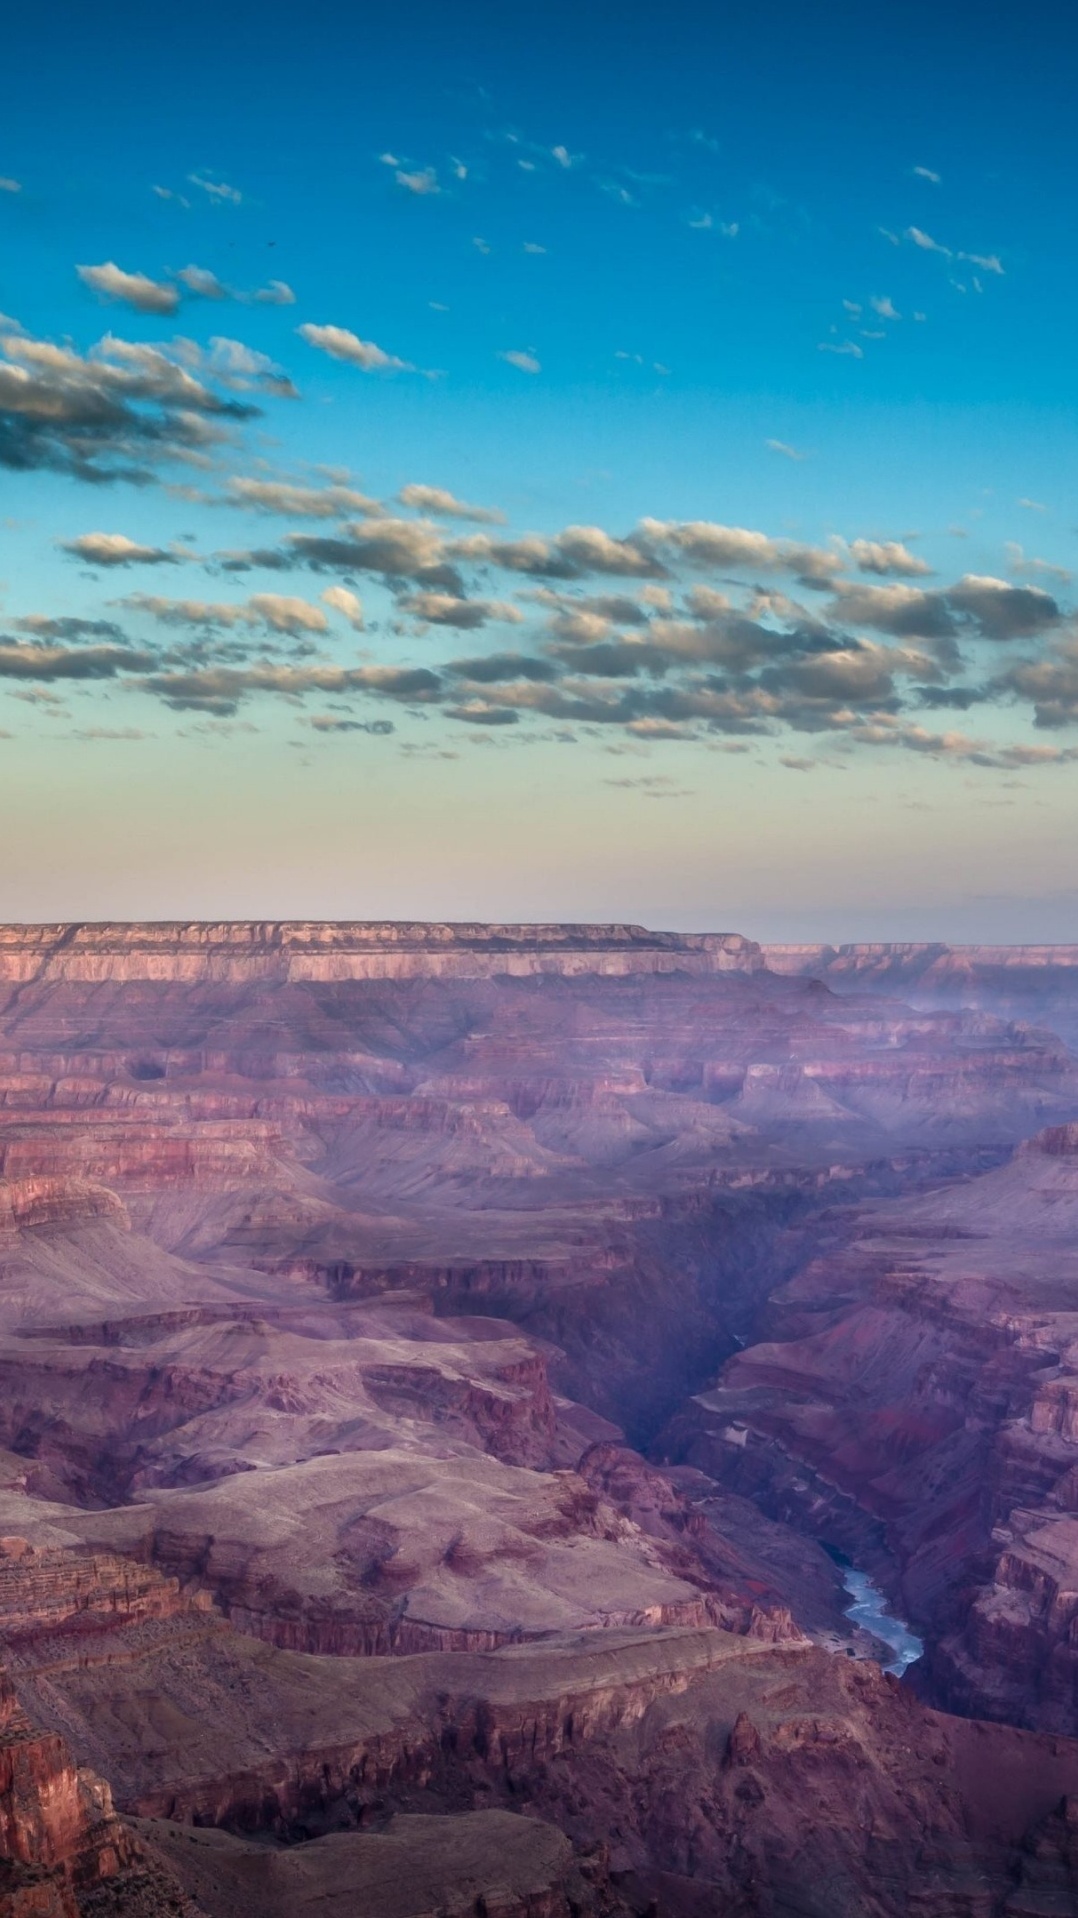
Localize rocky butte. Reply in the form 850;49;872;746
4;922;1078;1911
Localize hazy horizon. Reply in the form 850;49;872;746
2;0;1076;940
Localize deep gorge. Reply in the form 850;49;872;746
5;924;1078;1915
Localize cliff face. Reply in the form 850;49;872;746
0;1657;138;1918
661;1120;1078;1740
0;921;763;985
2;922;1078;1911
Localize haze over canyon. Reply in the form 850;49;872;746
0;920;1078;1913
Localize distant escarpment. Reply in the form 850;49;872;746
0;920;762;985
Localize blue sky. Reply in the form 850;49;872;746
1;0;1077;937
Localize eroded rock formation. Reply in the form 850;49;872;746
2;923;1078;1911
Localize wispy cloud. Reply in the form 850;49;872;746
1005;543;1071;585
912;165;941;183
174;264;228;299
254;280;295;305
306;714;394;734
77;262;180;315
188;174;242;204
126;591;329;635
765;439;807;461
396;166;439;195
297;323;413;372
0;177;21;194
905;225;952;257
227;476;383;518
398;484;505;524
499;349;541;373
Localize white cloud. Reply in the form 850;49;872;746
500;349;541;373
687;211;738;236
61;532;177;566
227;476;383;518
848;539;930;577
396;167;439;195
913;166;941;183
254;280;295;305
552;145;573;168
0;328;259;481
402;591;523;629
818;341;864;358
188;174;242;204
247;593;328;634
171;336;295;397
297;323;412;372
523;242;547;254
765;439;807;461
905;226;952;257
0;177;21;194
128;591;328;634
959;250;1004;274
870;295;901;320
398;483;505;524
321;585;364;628
175;264;228;299
640;519;840;584
473;237;492;254
76;261;180;315
1005;543;1072;586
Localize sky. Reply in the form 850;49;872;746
1;0;1077;939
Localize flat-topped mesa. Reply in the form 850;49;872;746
0;921;763;984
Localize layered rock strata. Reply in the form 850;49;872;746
0;923;1078;1910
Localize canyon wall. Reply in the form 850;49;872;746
1;922;1078;1912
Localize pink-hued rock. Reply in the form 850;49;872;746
1;923;1078;1911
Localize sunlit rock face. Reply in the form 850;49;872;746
5;923;1078;1914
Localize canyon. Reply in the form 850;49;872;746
4;923;1078;1912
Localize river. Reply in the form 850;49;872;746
839;1563;924;1676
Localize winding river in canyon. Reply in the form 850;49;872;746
838;1562;924;1676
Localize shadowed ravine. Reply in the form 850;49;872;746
6;924;1078;1915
